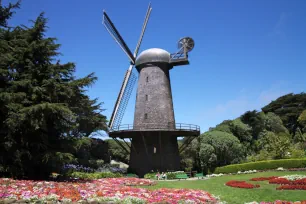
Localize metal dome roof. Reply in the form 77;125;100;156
135;48;170;66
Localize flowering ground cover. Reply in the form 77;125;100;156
269;176;306;186
0;178;218;203
269;178;291;185
248;175;306;192
144;171;306;203
276;185;306;190
246;201;306;204
250;177;278;181
225;180;260;189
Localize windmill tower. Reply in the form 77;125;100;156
102;3;200;177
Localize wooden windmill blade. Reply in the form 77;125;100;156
102;3;152;130
133;2;152;58
102;11;135;64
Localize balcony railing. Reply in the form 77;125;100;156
110;123;200;132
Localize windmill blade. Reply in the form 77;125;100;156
133;2;152;57
103;11;135;64
109;65;137;130
107;3;152;130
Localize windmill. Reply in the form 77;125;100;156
102;3;200;177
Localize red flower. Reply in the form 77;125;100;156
269;178;306;186
226;180;260;189
250;176;278;181
277;185;306;190
269;178;291;185
292;178;306;185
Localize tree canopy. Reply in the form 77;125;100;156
182;92;306;173
262;93;306;133
0;1;108;178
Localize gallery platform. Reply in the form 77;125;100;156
108;123;200;139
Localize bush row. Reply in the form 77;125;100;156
214;158;306;174
144;171;185;180
69;172;122;179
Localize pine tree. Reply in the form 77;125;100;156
0;2;107;178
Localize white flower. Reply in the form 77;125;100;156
62;198;72;203
280;174;306;181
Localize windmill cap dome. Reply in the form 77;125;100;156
135;48;170;67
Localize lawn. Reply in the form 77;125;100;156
145;171;306;204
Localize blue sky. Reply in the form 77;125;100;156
5;0;306;135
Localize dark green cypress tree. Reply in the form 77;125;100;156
0;2;107;178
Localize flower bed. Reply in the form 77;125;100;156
246;201;306;204
292;178;306;185
269;178;291;185
225;180;260;189
276;185;306;190
250;176;278;181
226;174;306;192
0;178;218;203
237;170;257;174
280;175;306;181
269;177;306;185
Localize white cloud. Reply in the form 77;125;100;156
270;12;290;38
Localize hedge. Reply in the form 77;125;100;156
214;158;306;174
69;172;122;179
144;171;185;180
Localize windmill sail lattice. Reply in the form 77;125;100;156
109;69;137;130
102;11;135;64
103;3;152;130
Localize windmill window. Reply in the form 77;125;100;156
145;95;148;101
144;113;148;119
146;76;149;82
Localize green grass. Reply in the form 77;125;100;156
144;171;306;204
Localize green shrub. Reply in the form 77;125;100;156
214;158;306;174
144;171;185;180
96;160;105;167
144;172;156;179
69;171;122;179
290;149;306;158
166;172;179;180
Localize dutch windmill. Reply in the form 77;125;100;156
102;3;200;177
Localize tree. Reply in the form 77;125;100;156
230;118;253;143
257;131;291;159
105;139;130;164
199;143;216;173
213;120;232;134
293;128;306;143
263;112;288;134
0;4;107;178
262;93;306;133
241;110;265;140
0;0;20;27
199;131;243;170
180;138;201;171
298;110;306;132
